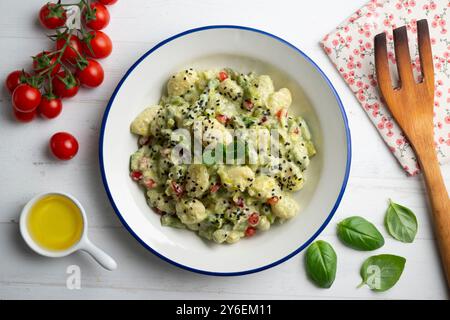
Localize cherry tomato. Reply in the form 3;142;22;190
276;109;286;121
245;227;256;237
50;132;79;160
171;181;184;197
143;178;156;189
39;3;67;29
234;197;245;208
5;70;29;94
130;171;143;181
52;71;80;98
218;71;228;82
76;59;104;88
266;196;279;205
83;30;112;59
12;84;41;113
138;136;150;146
83;3;110;30
13;108;37;123
210;183;221;193
248;212;260;226
99;0;118;5
32;51;61;76
216;114;229;124
38;95;62;119
56;34;83;63
243;99;254;111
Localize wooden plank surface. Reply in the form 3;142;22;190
0;0;448;299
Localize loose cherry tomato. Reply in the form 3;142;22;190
99;0;118;5
83;30;112;59
56;34;83;63
243;99;254;111
76;58;104;88
210;183;221;193
52;71;80;98
32;51;61;76
143;178;156;189
39;3;67;29
50;132;79;160
218;71;228;82
234;197;244;208
276;109;286;121
83;3;110;30
267;196;279;205
130;171;143;181
248;212;260;226
13;108;37;122
38;95;62;119
216;114;229;124
5;70;29;94
138;136;150;146
12;84;41;113
245;227;256;237
171;181;184;197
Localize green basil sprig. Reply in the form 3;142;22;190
337;216;385;251
305;240;337;288
359;254;406;292
385;200;418;243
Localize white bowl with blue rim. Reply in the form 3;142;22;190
99;26;351;276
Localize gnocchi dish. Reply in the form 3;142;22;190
129;68;316;244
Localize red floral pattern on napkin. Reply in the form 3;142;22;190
321;0;450;175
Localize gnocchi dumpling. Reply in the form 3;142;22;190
198;117;233;147
185;164;210;198
176;198;207;225
219;78;243;102
218;165;255;192
248;175;280;200
277;161;304;191
147;189;175;214
268;88;292;115
130;106;161;136
270;195;299;220
248;75;274;106
167;69;199;96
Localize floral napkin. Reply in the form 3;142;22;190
321;0;450;175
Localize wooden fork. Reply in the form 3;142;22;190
375;19;450;288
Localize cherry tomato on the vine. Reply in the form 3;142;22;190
32;51;61;76
5;70;29;94
38;95;63;119
12;84;41;113
83;30;112;59
50;132;79;160
99;0;118;5
83;3;110;30
13;108;37;123
76;59;104;88
52;71;80;98
56;34;83;63
39;3;67;29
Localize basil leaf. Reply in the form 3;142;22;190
359;254;406;292
385;200;418;243
305;240;337;288
337;216;384;251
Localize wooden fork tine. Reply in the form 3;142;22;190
374;33;393;96
417;19;435;93
393;26;415;87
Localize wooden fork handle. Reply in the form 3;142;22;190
415;144;450;287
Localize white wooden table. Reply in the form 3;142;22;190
0;0;448;300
